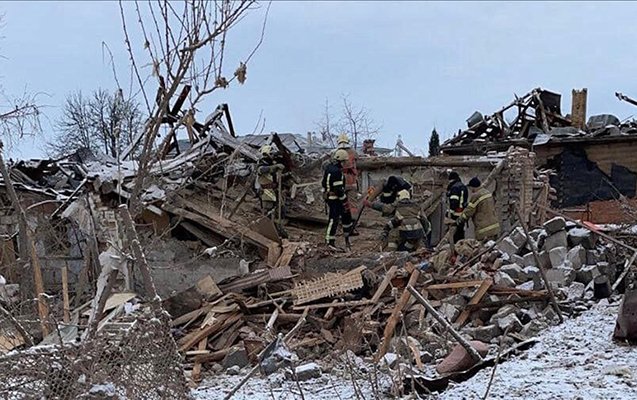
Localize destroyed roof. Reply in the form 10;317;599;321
441;87;637;155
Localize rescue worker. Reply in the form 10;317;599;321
446;171;469;243
335;134;359;230
322;148;353;250
380;189;430;252
256;144;284;219
457;177;501;241
379;175;412;204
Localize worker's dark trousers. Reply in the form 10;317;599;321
453;221;465;243
326;199;353;245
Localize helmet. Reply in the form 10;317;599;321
468;177;481;188
333;149;349;162
337;134;350;145
448;171;460;181
259;144;272;156
397;189;411;201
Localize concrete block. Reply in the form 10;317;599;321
226;365;241;375
382;353;398;368
464;325;502;342
500;264;525;282
521;319;548;338
568;228;597;249
543;217;566;234
294;363;322;381
439;303;460;322
511;254;526;267
522;252;537;268
490;305;518;322
566;282;586;301
546;264;576;287
496;314;523;333
497;237;519;258
223;348;250;369
516;281;536;291
549;247;567;268
523;266;542;289
509;227;528;248
544;231;568;252
567;245;586;270
436;341;489;374
494;271;516;288
576;265;601;284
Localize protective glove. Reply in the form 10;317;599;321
456;217;466;227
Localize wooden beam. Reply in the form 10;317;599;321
62;264;70;323
192;338;207;384
612;251;637;292
370;265;398;303
292;299;372;311
375;268;420;362
454;279;492;327
426;280;484;290
30;241;49;337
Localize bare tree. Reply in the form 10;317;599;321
339;95;380;150
315;97;336;147
118;0;269;214
48;88;143;158
0;15;42;150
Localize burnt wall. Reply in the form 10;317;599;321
545;147;637;208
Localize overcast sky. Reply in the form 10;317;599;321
2;1;637;159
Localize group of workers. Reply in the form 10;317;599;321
255;134;500;252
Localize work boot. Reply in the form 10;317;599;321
349;229;360;237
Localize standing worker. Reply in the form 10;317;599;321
380;190;430;252
336;134;359;234
457;177;501;241
446;171;468;243
322;149;354;250
256;145;284;220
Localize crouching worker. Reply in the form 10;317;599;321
380;190;431;252
457;177;500;241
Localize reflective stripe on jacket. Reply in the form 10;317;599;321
461;187;501;240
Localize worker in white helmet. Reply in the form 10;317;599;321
322;148;354;250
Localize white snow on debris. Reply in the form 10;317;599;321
441;303;637;400
192;367;394;399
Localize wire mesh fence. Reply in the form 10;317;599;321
0;306;190;399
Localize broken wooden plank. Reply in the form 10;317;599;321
454;279;492;327
612;251;637;292
274;240;300;268
62;265;70;323
164;197;282;266
180;222;218;248
179;312;242;352
371;265;398;303
375;267;420;362
426;280;484;290
30;241;49;337
82;292;137;317
218;266;292;294
292;299;372;311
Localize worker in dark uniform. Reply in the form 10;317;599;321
379;175;412;205
256;144;284;219
447;171;469;243
457;177;501;241
322;149;353;250
380;189;430;252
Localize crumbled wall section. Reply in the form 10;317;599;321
497;148;535;232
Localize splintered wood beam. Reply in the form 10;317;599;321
30;241;49;337
375;267;420;362
426;280;484;290
370;265;398;303
453;279;492;328
62;264;70;323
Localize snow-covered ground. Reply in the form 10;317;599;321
192;356;395;399
441;302;637;400
193;303;637;400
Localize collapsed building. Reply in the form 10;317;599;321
441;88;637;223
0;89;635;399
